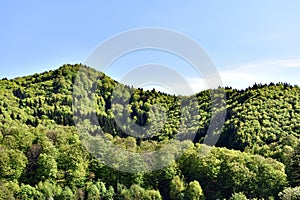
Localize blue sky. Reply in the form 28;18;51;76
1;0;300;93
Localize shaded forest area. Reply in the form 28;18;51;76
0;64;299;199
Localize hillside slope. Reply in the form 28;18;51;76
0;64;299;199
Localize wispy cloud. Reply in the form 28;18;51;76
188;59;300;93
125;59;300;95
267;59;300;68
220;59;300;89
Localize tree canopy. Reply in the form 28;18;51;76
0;64;299;199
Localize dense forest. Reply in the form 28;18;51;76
0;64;299;200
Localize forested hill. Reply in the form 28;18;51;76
0;64;299;200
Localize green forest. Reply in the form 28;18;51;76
0;64;299;200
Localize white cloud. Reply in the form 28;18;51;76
184;59;300;93
125;59;300;95
218;59;300;89
187;78;207;94
267;59;300;68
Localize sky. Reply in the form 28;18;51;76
1;0;300;94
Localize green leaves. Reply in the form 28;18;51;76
119;184;162;200
0;64;300;199
169;176;185;200
279;186;300;200
36;153;58;180
179;145;287;199
185;180;204;200
290;143;300;187
0;147;27;180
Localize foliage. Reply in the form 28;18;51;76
179;144;287;199
185;180;204;200
229;192;248;200
0;64;299;199
290;143;300;187
279;186;300;200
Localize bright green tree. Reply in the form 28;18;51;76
185;180;204;200
169;176;185;200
